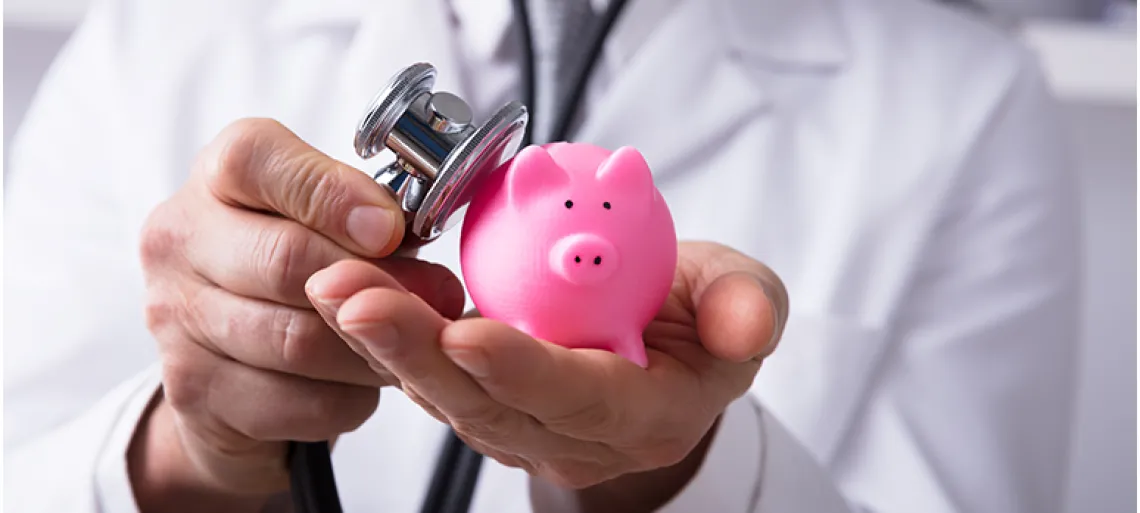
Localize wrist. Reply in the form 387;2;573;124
128;392;276;513
530;417;721;513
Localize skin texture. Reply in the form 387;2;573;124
132;117;790;513
133;118;465;512
316;240;788;513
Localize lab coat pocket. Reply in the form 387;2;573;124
749;311;889;466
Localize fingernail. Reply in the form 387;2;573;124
756;277;788;353
314;295;346;310
346;206;396;254
765;302;784;353
305;269;345;308
445;348;490;378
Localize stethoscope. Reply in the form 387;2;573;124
288;0;632;511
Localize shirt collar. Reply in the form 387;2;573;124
447;0;678;67
446;0;849;68
264;0;850;70
447;0;514;61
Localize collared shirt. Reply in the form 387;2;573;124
4;0;1082;512
447;0;681;141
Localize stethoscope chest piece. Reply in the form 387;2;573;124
355;62;529;246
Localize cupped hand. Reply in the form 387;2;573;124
135;118;466;511
308;241;788;511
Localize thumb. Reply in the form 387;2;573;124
679;241;789;363
197;118;406;257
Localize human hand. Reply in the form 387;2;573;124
133;119;466;511
308;240;788;513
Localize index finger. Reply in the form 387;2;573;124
197;118;406;257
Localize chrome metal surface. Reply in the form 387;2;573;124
373;161;429;215
353;62;530;244
354;63;436;160
427;92;473;134
414;101;529;241
385;117;447;181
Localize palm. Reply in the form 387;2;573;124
324;241;785;491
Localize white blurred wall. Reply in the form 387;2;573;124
4;2;1136;512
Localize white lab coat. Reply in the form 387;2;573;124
4;0;1082;511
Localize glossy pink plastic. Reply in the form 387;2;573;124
459;143;677;367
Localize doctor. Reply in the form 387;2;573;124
5;0;1081;512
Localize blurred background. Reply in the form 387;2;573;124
5;0;1136;511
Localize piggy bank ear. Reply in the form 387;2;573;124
507;145;571;208
595;146;654;207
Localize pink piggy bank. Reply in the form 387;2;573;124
459;143;677;368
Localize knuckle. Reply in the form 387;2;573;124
273;309;329;371
138;203;185;271
203;122;255;192
255;225;312;300
144;286;198;345
202;299;239;346
202;118;284;196
144;293;180;337
281;155;353;229
160;355;209;414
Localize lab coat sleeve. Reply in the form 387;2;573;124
656;395;856;513
6;366;162;513
660;50;1080;513
5;0;170;510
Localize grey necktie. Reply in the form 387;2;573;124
530;0;601;141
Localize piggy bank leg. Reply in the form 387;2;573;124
611;334;649;368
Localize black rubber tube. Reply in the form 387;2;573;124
289;441;344;513
418;431;468;513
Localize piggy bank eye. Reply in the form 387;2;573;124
603;202;611;210
565;200;574;209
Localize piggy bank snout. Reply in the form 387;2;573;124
549;233;619;286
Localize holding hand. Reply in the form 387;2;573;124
310;241;788;512
135;119;466;511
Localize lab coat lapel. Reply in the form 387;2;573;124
713;0;856;468
581;0;860;466
577;0;850;180
574;0;772;179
